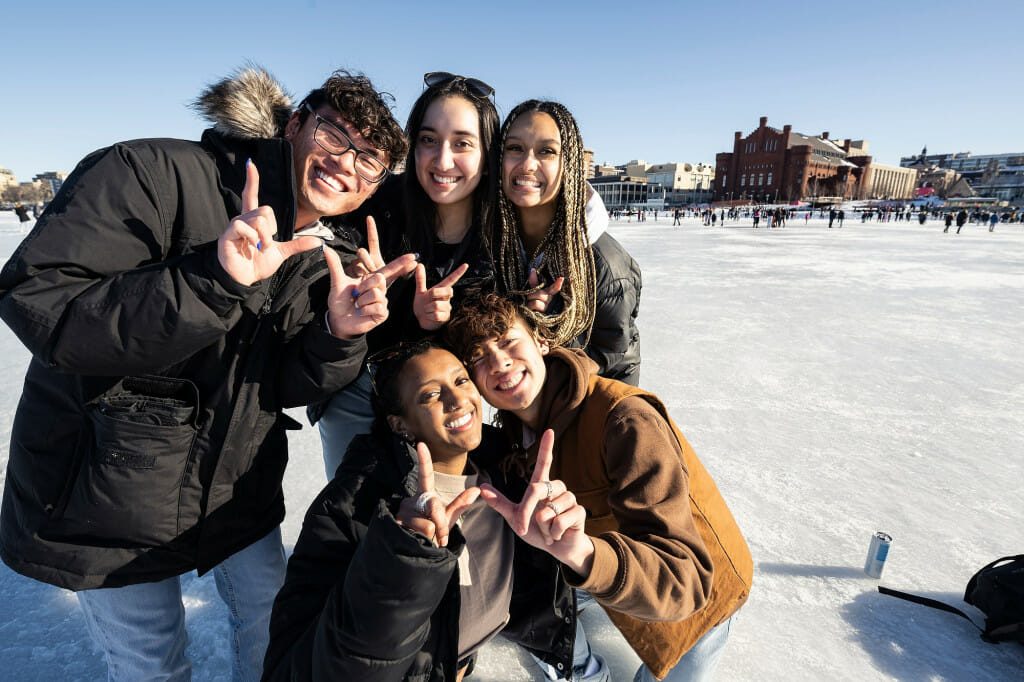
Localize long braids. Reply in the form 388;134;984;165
493;100;596;348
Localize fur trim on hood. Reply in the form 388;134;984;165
190;64;293;140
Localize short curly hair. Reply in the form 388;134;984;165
445;293;547;364
299;69;408;168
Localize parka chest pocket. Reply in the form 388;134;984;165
54;376;200;546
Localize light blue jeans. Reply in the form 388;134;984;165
538;590;735;681
316;367;375;479
77;526;286;682
633;612;734;682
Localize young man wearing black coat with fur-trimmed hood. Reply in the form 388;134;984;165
0;65;414;680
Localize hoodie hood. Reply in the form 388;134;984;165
584;182;609;244
191;65;293;140
537;347;600;436
500;347;599;444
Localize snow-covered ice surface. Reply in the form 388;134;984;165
0;210;1021;681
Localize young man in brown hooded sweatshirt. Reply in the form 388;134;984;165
446;293;752;681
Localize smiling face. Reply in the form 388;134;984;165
387;348;484;460
414;95;484;212
502;111;563;212
285;105;388;228
466;318;550;429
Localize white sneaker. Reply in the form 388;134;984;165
532;651;609;682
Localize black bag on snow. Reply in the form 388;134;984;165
879;554;1024;644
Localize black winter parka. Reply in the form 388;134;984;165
262;427;577;681
0;85;365;589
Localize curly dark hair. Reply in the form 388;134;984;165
444;292;545;364
299;69;408;168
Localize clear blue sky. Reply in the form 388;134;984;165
3;0;1021;182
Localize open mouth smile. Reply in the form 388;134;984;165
444;412;474;432
315;167;346;193
496;371;525;392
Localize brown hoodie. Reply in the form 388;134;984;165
504;348;752;678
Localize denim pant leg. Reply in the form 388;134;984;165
213;526;287;682
77;576;191;682
317;367;375;479
634;614;735;682
532;590;605;680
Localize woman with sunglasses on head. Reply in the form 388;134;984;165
263;340;593;681
310;72;501;479
491;100;642;387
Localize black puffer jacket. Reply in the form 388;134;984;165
263;427;576;681
580;232;642;385
0;71;364;590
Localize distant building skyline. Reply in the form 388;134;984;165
713;116;919;204
899;150;1024;202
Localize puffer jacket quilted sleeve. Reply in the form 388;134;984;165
579;232;642;385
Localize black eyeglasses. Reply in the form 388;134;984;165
423;72;494;100
302;103;389;183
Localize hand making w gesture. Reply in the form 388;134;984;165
322;244;415;339
524;268;564;313
218;160;322;286
396;442;480;548
349;216;417;287
479;430;595;577
413;262;469;330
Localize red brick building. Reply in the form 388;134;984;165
714;116;861;204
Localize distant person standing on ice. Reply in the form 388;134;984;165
828;207;836;228
838;209;845;227
918;210;927;225
956;209;968;233
13;203;30;224
673;208;681;226
944;212;953;232
490;99;641;385
989;212;999;232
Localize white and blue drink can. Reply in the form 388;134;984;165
864;532;892;578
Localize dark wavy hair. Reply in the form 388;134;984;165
298;69;408;168
400;79;500;264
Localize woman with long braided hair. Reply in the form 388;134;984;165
491;100;642;385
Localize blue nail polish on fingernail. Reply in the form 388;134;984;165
256;240;262;251
412;252;420;261
351;289;359;297
356;309;362;316
246;158;251;169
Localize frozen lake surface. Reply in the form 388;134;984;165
0;210;1021;680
